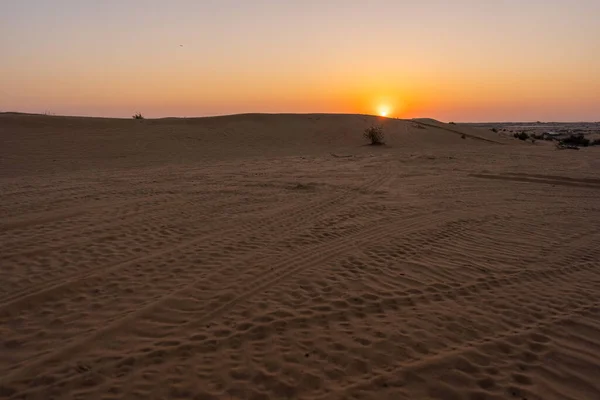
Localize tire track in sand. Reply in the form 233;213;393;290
0;162;394;312
0;158;398;379
318;301;599;400
0;203;485;385
8;217;598;395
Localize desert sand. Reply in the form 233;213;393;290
1;113;599;400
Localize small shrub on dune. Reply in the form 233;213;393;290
364;125;385;145
132;112;144;120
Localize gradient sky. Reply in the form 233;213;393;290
1;0;599;121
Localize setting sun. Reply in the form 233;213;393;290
378;106;391;117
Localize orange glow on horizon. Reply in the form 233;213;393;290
1;2;598;121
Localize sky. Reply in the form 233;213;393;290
1;0;599;121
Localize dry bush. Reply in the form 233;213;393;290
513;131;529;141
561;134;590;147
363;125;385;145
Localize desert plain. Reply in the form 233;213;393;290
1;113;599;399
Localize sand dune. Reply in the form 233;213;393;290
1;113;599;399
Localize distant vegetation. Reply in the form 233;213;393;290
364;125;385;145
132;113;144;120
515;132;600;148
513;131;530;141
491;128;498;133
449;122;456;125
560;134;590;147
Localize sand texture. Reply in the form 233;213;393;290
1;113;599;399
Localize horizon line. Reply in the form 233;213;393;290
2;111;598;125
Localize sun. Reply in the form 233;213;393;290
378;105;390;117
